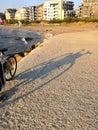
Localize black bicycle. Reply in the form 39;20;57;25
0;48;17;81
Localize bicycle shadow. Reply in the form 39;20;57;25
0;49;92;107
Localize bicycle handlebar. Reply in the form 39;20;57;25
0;48;8;52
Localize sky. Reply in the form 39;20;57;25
0;0;82;13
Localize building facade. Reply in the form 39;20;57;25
4;0;75;21
0;13;5;20
43;0;74;20
78;0;98;17
43;0;64;20
15;7;29;20
29;6;37;21
0;13;5;24
63;1;75;17
37;4;43;20
5;9;17;20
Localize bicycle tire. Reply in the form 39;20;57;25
4;55;17;81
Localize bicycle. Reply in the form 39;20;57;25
0;48;17;81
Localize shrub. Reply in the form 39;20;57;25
63;17;79;23
7;19;18;24
20;19;30;25
48;19;62;24
31;20;41;24
79;17;98;22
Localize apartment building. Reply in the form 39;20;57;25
4;0;74;21
15;7;29;20
78;0;98;17
0;13;5;24
43;0;64;20
5;9;17;20
37;4;43;20
43;0;74;20
29;6;37;21
0;13;5;20
63;1;75;17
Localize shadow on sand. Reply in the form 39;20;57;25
0;49;92;107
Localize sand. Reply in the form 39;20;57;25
1;22;98;34
0;24;98;129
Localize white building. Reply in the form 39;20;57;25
43;0;63;20
5;9;17;20
43;0;74;20
15;7;29;20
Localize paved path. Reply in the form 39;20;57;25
0;31;98;130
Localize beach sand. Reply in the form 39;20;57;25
0;24;98;129
1;22;98;34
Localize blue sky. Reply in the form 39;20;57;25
0;0;82;12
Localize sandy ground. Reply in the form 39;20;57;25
0;25;98;129
1;22;98;34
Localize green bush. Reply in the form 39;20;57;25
63;17;79;23
48;19;62;24
31;20;41;24
79;17;98;22
6;17;98;25
20;19;30;25
7;19;18;24
48;18;79;24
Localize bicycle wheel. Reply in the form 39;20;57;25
4;56;17;81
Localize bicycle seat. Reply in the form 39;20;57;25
0;48;8;52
